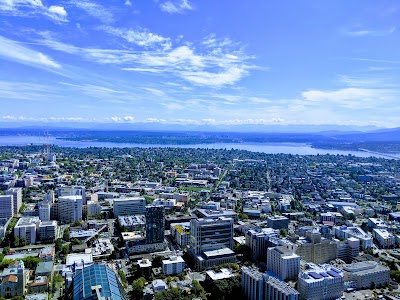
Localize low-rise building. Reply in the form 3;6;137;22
118;215;146;231
170;222;190;247
29;276;48;294
372;228;395;248
297;264;344;300
206;268;234;281
343;261;389;290
266;216;289;230
14;216;41;244
162;256;185;275
152;279;167;293
333;226;372;249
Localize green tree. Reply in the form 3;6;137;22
118;270;128;287
2;247;10;255
55;238;63;252
61;244;70;256
154;287;183;300
22;256;43;269
191;280;206;299
131;277;146;300
63;228;70;241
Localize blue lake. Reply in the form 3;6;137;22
0;135;399;159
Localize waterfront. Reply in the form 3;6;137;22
0;135;399;159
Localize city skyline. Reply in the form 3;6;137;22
0;0;399;128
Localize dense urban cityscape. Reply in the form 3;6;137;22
1;0;399;299
0;145;398;300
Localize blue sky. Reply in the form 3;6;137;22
0;0;399;127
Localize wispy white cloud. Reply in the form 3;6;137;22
70;0;113;23
338;74;395;88
302;87;397;109
99;26;171;49
36;32;255;87
110;116;135;122
0;0;68;22
0;80;61;101
181;67;246;86
160;0;193;14
0;115;136;123
0;35;61;70
47;5;67;22
143;88;166;97
343;26;396;37
343;57;400;64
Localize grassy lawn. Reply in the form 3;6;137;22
180;186;212;192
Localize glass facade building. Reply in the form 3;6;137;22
64;264;128;300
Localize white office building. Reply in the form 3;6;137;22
0;195;14;219
162;256;185;275
6;187;22;214
267;246;300;281
56;185;86;204
242;266;299;300
113;197;146;216
58;196;83;224
87;200;102;216
298;264;344;300
38;202;51;222
14;217;41;244
153;198;176;207
333;226;373;249
372;228;395;248
344;261;389;290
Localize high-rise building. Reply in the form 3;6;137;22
295;228;337;264
189;217;235;270
0;195;14;219
56;185;86;204
297;264;344;300
58;196;83;224
6;187;22;215
335;237;360;263
242;266;299;300
39;221;58;241
245;227;279;261
145;204;165;244
113;197;146;216
267;246;300;281
38;202;51;222
64;264;128;300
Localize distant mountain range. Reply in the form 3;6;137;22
0;121;382;133
0;124;399;144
